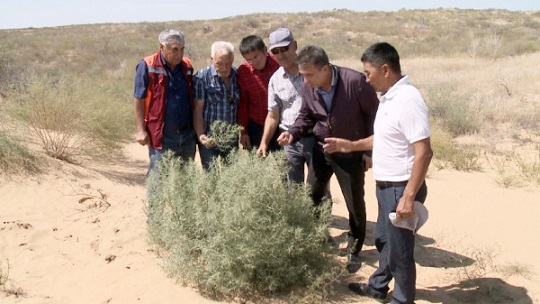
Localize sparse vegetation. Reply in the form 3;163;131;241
513;148;540;185
426;87;480;137
0;260;25;298
5;73;132;163
0;260;8;290
430;128;481;172
147;151;339;302
0;131;41;175
0;9;538;178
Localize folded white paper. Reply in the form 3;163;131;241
389;201;428;233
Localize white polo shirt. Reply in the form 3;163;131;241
372;76;430;181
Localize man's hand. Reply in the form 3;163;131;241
363;154;372;171
323;137;352;154
277;131;293;146
396;196;415;219
240;134;251;149
257;144;268;157
199;134;216;148
136;130;149;146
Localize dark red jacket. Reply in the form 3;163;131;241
143;52;194;149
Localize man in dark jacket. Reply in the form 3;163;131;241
277;45;379;272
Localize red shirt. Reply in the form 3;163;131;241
237;54;279;134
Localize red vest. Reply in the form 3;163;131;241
143;52;194;149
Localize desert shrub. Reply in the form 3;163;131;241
0;260;9;290
0;53;33;94
426;87;480;137
488;155;523;188
488;148;540;188
206;120;243;151
0;131;40;175
0;259;25;298
7;73;132;163
513;149;540;185
147;151;338;302
431;128;481;172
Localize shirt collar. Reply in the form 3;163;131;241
281;66;301;78
159;51;180;71
210;64;218;76
317;64;337;94
382;75;409;99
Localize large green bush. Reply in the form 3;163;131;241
148;151;338;302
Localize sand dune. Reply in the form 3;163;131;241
1;142;538;303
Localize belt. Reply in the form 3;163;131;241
163;126;189;135
376;180;408;189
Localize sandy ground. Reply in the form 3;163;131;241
1;143;539;304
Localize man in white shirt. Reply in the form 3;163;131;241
324;42;433;303
258;28;331;196
257;28;310;184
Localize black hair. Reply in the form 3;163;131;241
296;45;329;69
361;42;401;74
239;35;265;55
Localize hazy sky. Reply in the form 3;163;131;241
1;0;538;30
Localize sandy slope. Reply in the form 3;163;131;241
1;143;538;303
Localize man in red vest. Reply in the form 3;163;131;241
133;29;196;221
133;29;196;175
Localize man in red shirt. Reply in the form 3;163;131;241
237;35;280;150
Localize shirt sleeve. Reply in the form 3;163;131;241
193;70;206;101
267;75;280;111
400;97;431;144
133;60;148;99
288;85;314;142
237;65;250;134
358;76;379;157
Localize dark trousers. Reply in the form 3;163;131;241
368;181;427;304
308;145;366;249
198;138;238;171
247;119;281;151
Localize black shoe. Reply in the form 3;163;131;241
346;253;362;273
348;283;387;302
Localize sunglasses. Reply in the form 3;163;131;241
271;45;289;55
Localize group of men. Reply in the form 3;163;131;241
133;27;432;304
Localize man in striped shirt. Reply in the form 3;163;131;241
193;41;240;170
237;35;280;151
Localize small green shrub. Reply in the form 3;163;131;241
0;260;8;290
431;128;481;172
513;149;540;185
492;156;523;188
148;151;338;302
427;87;480;137
0;131;40;175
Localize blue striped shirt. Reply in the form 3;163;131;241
194;65;240;133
